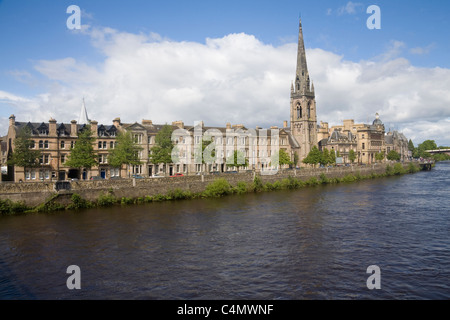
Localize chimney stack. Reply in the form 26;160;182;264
49;118;57;136
9;115;16;127
70;120;78;137
90;120;98;137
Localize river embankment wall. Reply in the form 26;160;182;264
0;164;408;206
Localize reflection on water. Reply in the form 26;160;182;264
0;162;449;299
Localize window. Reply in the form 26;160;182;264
98;154;107;164
110;168;119;177
98;141;103;149
134;134;142;144
60;141;65;149
61;154;66;164
110;141;114;149
39;154;49;165
103;141;107;149
39;140;44;149
44;140;49;149
31;170;36;180
71;141;75;149
30;140;35;149
362;143;365;150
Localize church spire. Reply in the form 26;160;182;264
79;97;90;125
293;18;312;95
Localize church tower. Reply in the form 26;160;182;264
290;19;317;160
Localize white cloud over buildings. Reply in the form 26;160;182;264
1;26;450;146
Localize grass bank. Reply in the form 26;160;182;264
0;162;420;216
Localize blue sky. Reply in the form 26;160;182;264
1;0;449;146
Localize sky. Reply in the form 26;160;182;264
0;0;449;146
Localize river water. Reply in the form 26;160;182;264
0;162;449;300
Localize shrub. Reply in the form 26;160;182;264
319;173;329;184
305;177;320;186
393;163;406;175
407;162;420;173
203;178;232;197
167;188;192;200
97;192;117;207
385;165;394;176
235;181;249;194
120;197;134;205
282;176;303;189
251;176;264;193
341;174;357;183
67;193;93;210
152;194;167;202
0;199;29;216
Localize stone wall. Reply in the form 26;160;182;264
0;164;409;206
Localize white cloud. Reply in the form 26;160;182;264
2;27;450;146
337;2;364;16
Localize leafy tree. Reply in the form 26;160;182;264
321;148;330;166
65;125;98;170
150;124;174;166
8;127;41;169
408;139;415;152
375;151;385;162
387;150;401;161
328;149;336;165
414;140;437;158
271;149;292;168
108;131;142;174
348;149;356;164
226;150;248;169
293;152;299;167
302;146;321;167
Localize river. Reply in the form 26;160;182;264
0;162;449;300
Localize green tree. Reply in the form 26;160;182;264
108;131;142;175
321;148;330;166
348;149;357;164
387;150;401;161
293;152;300;167
226;150;248;169
65;126;98;171
150;124;174;167
375;151;385;162
328;149;336;165
408;139;415;152
415;140;437;158
271;149;293;168
302;146;321;167
8;127;42;169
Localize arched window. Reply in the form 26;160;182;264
296;104;302;119
307;102;311;119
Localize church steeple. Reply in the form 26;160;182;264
79;97;90;125
293;18;312;95
289;18;318;162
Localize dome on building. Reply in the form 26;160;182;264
373;113;383;125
